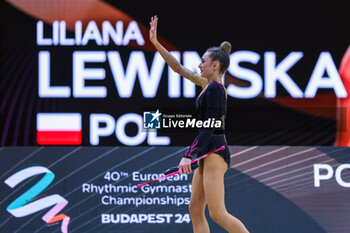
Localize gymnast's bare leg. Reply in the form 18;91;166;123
202;153;249;233
189;161;210;233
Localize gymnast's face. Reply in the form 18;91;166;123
198;51;219;79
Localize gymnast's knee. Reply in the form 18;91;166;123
189;199;205;216
208;208;227;224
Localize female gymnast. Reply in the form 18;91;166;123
149;16;249;233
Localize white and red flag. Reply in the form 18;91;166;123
36;113;82;145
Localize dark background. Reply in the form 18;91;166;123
1;0;349;146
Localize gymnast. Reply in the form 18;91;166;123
149;16;249;233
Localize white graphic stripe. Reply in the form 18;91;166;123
37;113;81;131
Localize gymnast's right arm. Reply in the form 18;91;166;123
149;15;208;88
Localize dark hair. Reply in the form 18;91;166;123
207;41;231;73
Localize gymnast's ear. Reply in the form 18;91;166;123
212;60;220;71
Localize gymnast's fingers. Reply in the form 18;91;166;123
178;165;185;174
187;163;192;174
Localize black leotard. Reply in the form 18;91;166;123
183;81;230;166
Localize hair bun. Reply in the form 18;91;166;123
220;41;231;55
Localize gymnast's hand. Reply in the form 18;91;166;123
178;157;192;174
149;15;158;45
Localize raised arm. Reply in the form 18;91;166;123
149;16;208;88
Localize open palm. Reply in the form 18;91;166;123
149;15;158;44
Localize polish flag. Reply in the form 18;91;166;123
37;113;82;145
